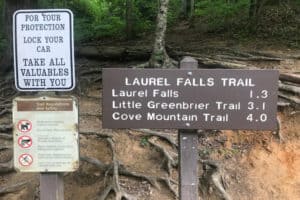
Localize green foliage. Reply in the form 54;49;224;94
37;0;172;42
132;0;157;33
34;0;181;42
73;18;95;42
255;6;300;44
140;136;149;147
195;0;250;33
168;0;181;25
93;16;125;38
194;0;300;44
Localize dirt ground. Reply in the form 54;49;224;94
1;28;300;200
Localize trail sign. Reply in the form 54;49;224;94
103;68;279;130
13;9;75;91
13;96;79;172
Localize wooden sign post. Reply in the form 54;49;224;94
40;173;64;200
178;57;199;200
12;9;76;200
102;58;279;199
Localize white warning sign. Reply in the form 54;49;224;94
13;96;79;172
13;9;75;91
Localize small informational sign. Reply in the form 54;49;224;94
103;69;278;130
13;9;75;91
13;96;79;172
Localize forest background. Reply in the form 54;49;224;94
0;1;300;200
0;0;300;55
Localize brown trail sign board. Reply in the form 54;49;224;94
102;57;279;200
102;68;278;130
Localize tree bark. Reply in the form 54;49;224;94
249;0;256;19
279;81;300;96
149;0;175;68
1;1;5;30
181;0;194;18
189;0;194;18
126;0;134;39
279;73;300;84
181;0;187;17
0;0;38;76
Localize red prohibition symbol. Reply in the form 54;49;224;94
18;154;33;166
18;135;32;148
17;120;32;133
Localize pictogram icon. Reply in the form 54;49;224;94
18;136;32;148
17;120;32;133
19;154;33;166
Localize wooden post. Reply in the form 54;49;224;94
179;57;199;200
40;173;64;200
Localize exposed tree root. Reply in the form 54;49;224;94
77;44;295;65
0;82;15;95
80;131;113;138
0;124;13;132
148;137;178;175
0;159;14;173
80;156;108;171
120;165;178;197
80;67;102;77
0;181;28;195
97;138;137;200
200;160;232;200
279;91;300;105
290;111;300;116
0;133;12;140
0;108;11;116
0;146;12;151
0;103;11;108
280;73;300;84
132;129;178;148
277;99;291;107
216;54;282;61
273;116;284;143
81;153;179;199
279;81;300;96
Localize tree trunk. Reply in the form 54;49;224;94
149;0;175;68
126;0;134;39
0;0;38;76
1;1;5;30
181;0;187;17
181;0;194;18
187;0;194;18
249;0;256;19
249;0;266;19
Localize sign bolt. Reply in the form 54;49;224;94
186;123;190;127
187;72;193;76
